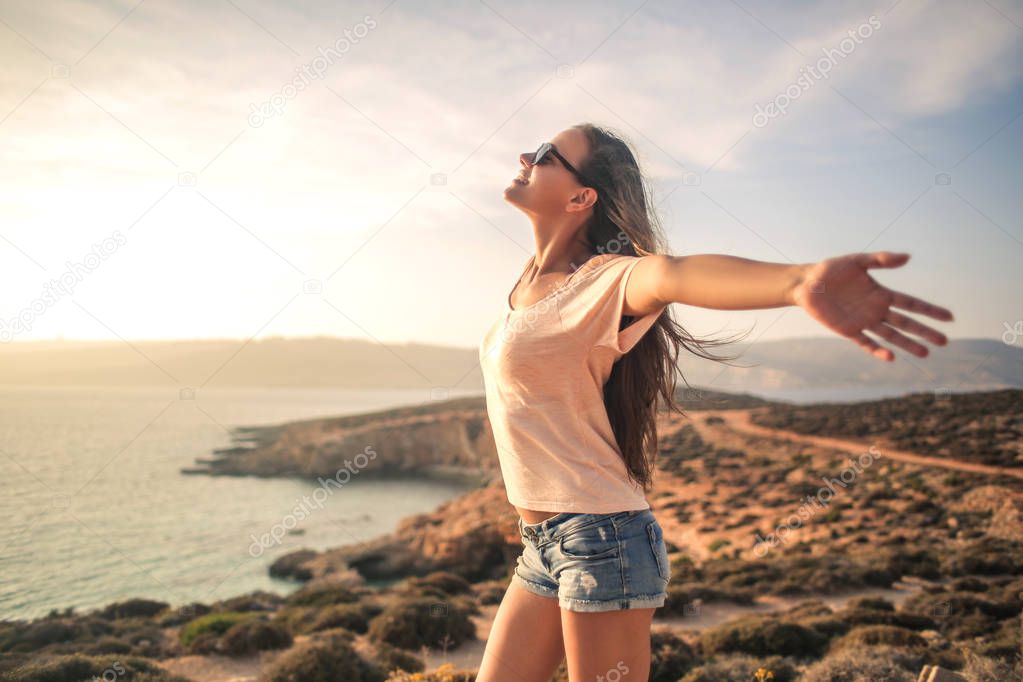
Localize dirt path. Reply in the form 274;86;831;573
654;580;924;633
159;652;262;682
719;409;1023;481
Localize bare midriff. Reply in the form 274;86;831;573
514;505;563;525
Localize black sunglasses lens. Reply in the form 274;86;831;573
533;143;550;165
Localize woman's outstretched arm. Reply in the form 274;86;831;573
637;253;809;310
626;251;954;362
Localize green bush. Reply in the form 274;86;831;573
700;615;827;658
961;616;1020;660
2;654;192;682
218;618;293;656
98;598;169;620
370;640;426;676
800;645;920;681
367;597;476;651
473;582;505;605
876;547;941;580
670;553;699;581
942;537;1023;576
285;583;362;608
404;572;473;596
264;631;384;682
273;606;317;635
834;607;936;631
780;600;833;620
309;602;381;634
178;611;254;647
845;596;895;612
794;613;851;640
960;648;1023;682
901;591;1018;620
650;630;697;682
680;653;798;682
0;620;77;653
81;636;133;655
828;625;928;653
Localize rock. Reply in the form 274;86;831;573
285;484;521;583
182;397;500;482
270;549;320;581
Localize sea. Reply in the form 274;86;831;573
0;385;482;622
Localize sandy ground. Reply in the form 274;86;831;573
159;653;263;682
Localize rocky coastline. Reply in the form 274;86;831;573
179;396;498;486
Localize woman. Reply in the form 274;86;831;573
475;123;953;681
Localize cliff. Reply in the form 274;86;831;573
181;396;498;484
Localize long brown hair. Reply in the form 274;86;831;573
573;122;752;493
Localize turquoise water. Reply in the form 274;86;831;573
0;386;482;621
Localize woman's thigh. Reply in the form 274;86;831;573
547;509;668;679
476;580;565;682
561;607;656;681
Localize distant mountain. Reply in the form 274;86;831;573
685;337;1023;394
0;335;1019;392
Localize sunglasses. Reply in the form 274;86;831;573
530;142;600;193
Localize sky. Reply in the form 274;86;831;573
1;0;1021;351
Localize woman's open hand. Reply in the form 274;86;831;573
791;251;954;362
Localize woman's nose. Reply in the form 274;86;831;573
519;152;533;168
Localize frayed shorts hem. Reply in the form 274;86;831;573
558;594;666;612
511;572;559;599
512;574;666;612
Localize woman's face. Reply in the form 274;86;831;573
503;128;595;217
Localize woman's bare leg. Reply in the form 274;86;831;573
476;580;565;682
560;607;655;681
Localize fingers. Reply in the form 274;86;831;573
889;289;954;321
854;251;910;269
868;321;929;358
854;308;950;362
851;330;894;362
884;309;948;346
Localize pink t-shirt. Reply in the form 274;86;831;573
478;252;668;513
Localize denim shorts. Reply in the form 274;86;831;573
512;507;671;612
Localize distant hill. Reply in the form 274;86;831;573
697;337;1023;393
0;335;1019;392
